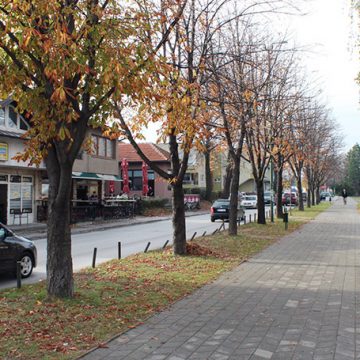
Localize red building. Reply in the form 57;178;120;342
118;143;172;199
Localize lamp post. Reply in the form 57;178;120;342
270;153;274;223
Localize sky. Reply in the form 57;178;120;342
144;0;360;152
280;0;360;151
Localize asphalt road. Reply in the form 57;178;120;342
0;209;266;290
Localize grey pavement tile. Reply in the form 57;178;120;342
80;199;360;360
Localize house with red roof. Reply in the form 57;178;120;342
118;143;172;199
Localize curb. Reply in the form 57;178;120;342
24;211;209;241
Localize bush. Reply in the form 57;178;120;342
139;198;169;214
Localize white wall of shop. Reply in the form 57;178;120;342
0;136;45;169
0;137;45;225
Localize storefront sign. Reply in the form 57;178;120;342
0;143;8;161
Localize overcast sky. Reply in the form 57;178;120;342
144;0;360;151
281;0;359;151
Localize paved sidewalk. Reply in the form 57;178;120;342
81;198;360;360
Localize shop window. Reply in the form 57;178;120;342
91;135;115;159
10;175;33;214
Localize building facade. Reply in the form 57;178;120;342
0;99;45;225
118;143;172;199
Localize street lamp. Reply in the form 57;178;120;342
268;139;275;223
270;150;274;223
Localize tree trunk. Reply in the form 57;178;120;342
316;187;321;204
297;174;304;211
228;156;240;235
256;180;266;224
46;153;74;298
172;182;187;254
276;161;283;219
311;188;315;206
222;157;233;199
306;167;311;208
204;150;212;201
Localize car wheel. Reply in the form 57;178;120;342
18;253;34;278
211;217;215;222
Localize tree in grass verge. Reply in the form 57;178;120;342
0;0;184;298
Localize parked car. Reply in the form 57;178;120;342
302;192;307;201
282;192;298;205
210;199;245;222
320;192;331;201
0;223;37;278
241;195;258;209
264;191;273;205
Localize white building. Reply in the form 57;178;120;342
0;99;45;225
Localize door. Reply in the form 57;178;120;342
0;184;7;224
0;227;14;272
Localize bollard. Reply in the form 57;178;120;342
118;241;121;260
244;215;246;224
144;242;151;253
16;261;21;289
254;214;257;222
283;212;289;230
249;214;252;223
162;240;169;249
190;232;197;241
92;247;97;268
202;231;207;237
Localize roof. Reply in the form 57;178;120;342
0;129;27;139
118;143;170;163
0;98;13;108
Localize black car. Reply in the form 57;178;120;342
210;199;245;222
0;223;37;278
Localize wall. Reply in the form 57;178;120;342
0;136;45;169
73;129;119;175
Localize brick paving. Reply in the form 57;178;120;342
80;198;360;360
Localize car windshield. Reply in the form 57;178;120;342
214;200;229;206
0;222;14;235
264;192;271;197
245;196;256;200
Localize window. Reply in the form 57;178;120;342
0;106;30;131
106;139;114;158
128;170;142;191
91;135;115;159
98;137;106;156
148;170;155;180
8;107;17;128
183;173;198;185
10;175;33;214
0;108;5;126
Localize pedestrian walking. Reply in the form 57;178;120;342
341;188;348;205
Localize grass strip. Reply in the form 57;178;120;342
0;203;329;360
